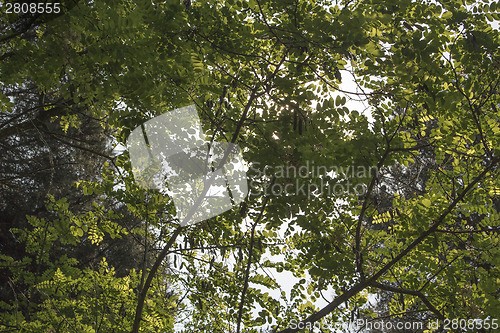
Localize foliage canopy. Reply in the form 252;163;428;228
1;0;500;332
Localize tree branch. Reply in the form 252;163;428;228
130;76;271;332
369;281;445;320
130;225;184;333
278;157;498;333
236;179;274;333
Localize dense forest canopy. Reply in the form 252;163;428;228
1;0;500;332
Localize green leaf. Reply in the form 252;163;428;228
422;198;431;208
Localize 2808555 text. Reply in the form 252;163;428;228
5;2;61;14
